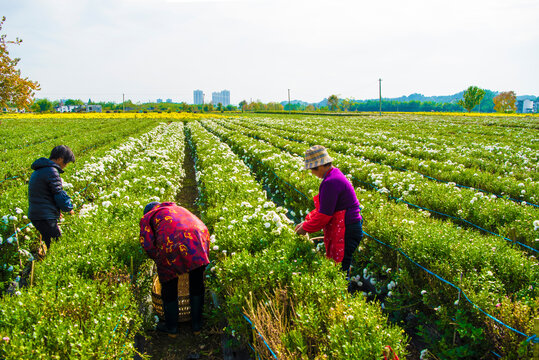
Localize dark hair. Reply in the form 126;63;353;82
50;145;75;164
311;162;332;171
144;202;160;215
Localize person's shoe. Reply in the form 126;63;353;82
155;321;178;338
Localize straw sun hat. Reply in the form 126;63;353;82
304;145;333;170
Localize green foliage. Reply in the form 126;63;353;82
64;99;84;106
31;98;53;112
0;120;188;357
0;116;158;289
0;278;140;359
188;120;409;358
2;112;536;358
416;309;486;358
200;113;539;358
458;86;486;112
328;95;339;111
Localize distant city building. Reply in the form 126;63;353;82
522;99;534;113
56;105;80;113
86;105;102;113
157;99;163;103
211;90;230;106
517;99;535;113
166;99;172;103
193;90;204;105
54;104;101;113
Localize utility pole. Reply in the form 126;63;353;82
288;89;291;114
379;79;382;116
122;93;125;112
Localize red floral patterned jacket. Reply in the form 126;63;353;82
139;202;210;282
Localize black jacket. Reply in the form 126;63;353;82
28;158;73;220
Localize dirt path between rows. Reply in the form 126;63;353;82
137;137;225;360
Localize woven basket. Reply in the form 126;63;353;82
151;273;191;322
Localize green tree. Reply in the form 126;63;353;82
328;95;339;111
31;98;53;112
493;91;517;113
458;86;486;112
239;100;247;112
478;90;496;112
341;98;351;111
65;99;84;106
0;16;40;110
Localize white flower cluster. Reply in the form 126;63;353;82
68;123;186;217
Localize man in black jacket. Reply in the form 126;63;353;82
28;145;75;250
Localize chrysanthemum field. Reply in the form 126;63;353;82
0;112;537;359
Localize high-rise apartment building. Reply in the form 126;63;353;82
211;90;230;106
193;90;204;105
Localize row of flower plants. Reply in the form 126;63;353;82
0;116;157;188
0;120;188;358
199;117;539;358
0;112;209;289
294;113;539;183
257;113;539;194
213;117;539;250
243;114;539;203
240;113;538;178
0;118;161;290
186;120;409;359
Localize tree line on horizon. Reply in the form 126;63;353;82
13;89;530;114
26;98;238;113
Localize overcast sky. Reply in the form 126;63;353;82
3;0;538;104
